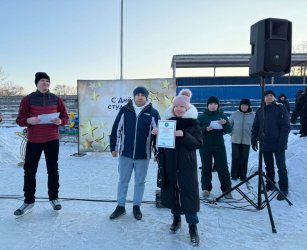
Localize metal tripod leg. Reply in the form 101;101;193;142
259;173;277;233
212;168;292;233
214;171;258;207
262;173;293;206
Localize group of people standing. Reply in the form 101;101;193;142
107;87;294;246
9;73;304;246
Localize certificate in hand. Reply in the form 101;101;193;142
38;112;60;124
157;120;176;149
210;120;223;130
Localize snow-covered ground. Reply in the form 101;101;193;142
0;126;306;250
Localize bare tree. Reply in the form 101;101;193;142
0;67;8;84
52;84;77;95
0;82;25;96
0;67;25;96
291;41;307;76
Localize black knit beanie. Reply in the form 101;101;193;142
133;86;149;99
35;72;50;86
207;96;219;106
264;90;276;97
239;98;251;107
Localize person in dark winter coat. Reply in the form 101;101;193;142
158;89;202;246
14;72;69;216
229;99;255;180
109;86;160;221
251;90;291;200
277;93;290;113
291;87;307;137
198;96;233;199
295;89;304;106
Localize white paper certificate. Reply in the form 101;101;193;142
38;112;60;124
210;120;223;130
157;120;176;149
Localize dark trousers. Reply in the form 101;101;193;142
263;150;288;191
23;140;60;204
200;145;231;192
231;143;250;180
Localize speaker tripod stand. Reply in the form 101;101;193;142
211;77;292;233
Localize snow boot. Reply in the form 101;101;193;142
133;205;142;220
109;205;126;220
50;199;62;211
169;214;181;233
189;224;200;246
223;191;233;199
203;190;210;198
14;203;34;216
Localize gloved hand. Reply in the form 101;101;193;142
252;143;258;151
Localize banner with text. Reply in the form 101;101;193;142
77;78;176;152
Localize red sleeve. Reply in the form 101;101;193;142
16;96;30;127
58;97;69;125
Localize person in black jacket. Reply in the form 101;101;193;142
109;86;160;220
295;89;304;106
251;90;291;200
291;87;307;137
158;89;203;246
277;93;290;113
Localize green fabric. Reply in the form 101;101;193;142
198;108;232;191
197;109;231;148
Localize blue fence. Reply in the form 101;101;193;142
176;76;306;101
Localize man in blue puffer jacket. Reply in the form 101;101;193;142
251;90;290;201
109;86;160;220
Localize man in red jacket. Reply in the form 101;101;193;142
14;72;69;216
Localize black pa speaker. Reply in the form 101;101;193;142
249;18;292;77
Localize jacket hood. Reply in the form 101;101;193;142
164;104;199;119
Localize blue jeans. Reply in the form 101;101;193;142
117;156;150;206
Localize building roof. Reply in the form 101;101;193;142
171;53;307;68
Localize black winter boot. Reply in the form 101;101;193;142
189;224;200;246
133;205;142;220
261;184;275;194
169;214;181;233
109;205;126;220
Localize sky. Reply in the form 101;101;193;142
1;125;307;249
1;0;307;93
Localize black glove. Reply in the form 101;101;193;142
252;143;258;151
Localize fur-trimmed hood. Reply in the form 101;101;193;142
164;104;199;119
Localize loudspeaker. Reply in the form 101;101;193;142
249;18;292;77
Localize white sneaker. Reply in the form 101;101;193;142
224;192;233;199
14;203;34;216
203;190;210;198
50;199;62;211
